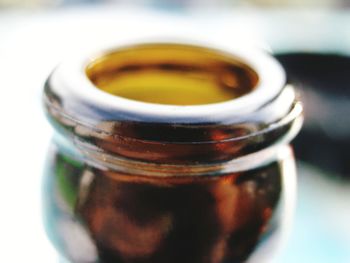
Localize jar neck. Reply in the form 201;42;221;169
46;87;302;165
45;85;302;164
54;131;293;176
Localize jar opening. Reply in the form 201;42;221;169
85;44;259;106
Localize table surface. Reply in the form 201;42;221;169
1;6;349;262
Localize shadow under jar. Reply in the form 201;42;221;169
42;43;303;263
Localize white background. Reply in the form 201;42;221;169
0;6;350;262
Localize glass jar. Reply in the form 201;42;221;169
42;42;303;263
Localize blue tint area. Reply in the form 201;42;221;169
281;214;349;263
278;164;350;263
149;0;189;12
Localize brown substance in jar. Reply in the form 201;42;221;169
45;150;282;263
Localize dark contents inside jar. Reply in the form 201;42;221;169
44;149;283;263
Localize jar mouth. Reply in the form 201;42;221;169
47;40;286;124
85;44;259;106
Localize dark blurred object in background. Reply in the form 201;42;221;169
276;53;350;179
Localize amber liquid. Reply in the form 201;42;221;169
86;44;258;105
43;147;285;263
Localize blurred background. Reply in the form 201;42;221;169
0;0;349;262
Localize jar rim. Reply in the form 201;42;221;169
48;40;286;124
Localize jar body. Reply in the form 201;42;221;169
43;138;296;263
